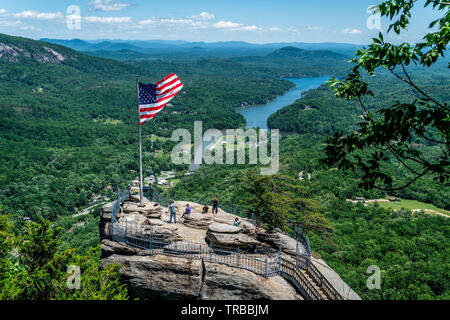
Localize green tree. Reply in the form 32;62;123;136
324;0;449;190
239;170;289;236
0;213;15;298
239;170;332;236
5;218;127;300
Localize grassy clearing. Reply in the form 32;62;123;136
373;199;449;217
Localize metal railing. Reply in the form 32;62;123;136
111;188;343;300
145;188;312;258
304;258;343;300
280;258;323;300
111;187;130;225
111;219;280;278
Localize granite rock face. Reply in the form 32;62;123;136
182;212;213;229
206;230;260;248
258;232;307;256
103;252;203;299
208;222;240;234
100;197;361;300
122;201;163;218
200;262;303;300
101;242;302;300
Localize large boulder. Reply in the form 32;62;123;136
200;262;302;300
103;254;203;299
100;202;116;239
208;222;240;234
142;225;183;242
211;216;255;235
101;239;138;257
101;202;114;216
143;218;164;226
182;212;212;229
257;232;307;256
122;201;163;219
206;230;260;248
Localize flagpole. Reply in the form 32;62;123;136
137;75;145;207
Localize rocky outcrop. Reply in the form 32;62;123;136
182;212;212;229
142;225;183;242
258;231;306;256
100;197;360;300
103;253;203;299
206;230;260;248
102;239;138;256
200;262;302;300
101;245;302;300
123;201;163;219
208;222;240;234
0;41;67;64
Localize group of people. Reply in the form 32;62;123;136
168;197;219;224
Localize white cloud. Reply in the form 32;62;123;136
191;12;215;21
0;20;22;27
239;25;261;32
89;0;131;12
269;27;283;32
343;28;362;34
14;11;63;20
20;25;41;31
159;18;195;25
0;9;7;15
139;19;156;26
213;21;243;29
138;17;207;29
84;16;132;24
306;26;324;31
287;28;299;33
211;21;263;32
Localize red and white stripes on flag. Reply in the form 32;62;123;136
139;73;183;125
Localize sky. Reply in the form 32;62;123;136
0;0;442;44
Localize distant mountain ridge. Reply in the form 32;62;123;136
0;33;141;79
40;38;362;57
269;46;346;58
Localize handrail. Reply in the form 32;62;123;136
305;258;343;300
111;220;279;278
280;258;323;300
146;187;312;259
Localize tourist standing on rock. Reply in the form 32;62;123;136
169;200;177;223
181;203;191;218
212;197;219;215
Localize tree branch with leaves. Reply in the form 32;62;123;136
322;0;449;191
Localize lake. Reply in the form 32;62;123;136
237;76;330;130
189;76;329;171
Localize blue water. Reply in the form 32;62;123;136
237;76;330;130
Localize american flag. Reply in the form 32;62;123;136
139;73;183;125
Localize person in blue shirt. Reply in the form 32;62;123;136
234;218;241;227
181;203;191;218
